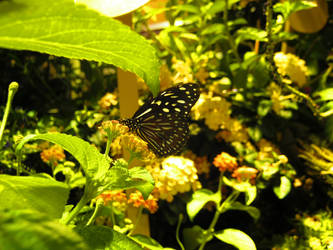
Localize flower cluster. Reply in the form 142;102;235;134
100;120;128;141
192;93;231;130
274;52;309;87
40;144;66;166
98;92;118;110
128;190;159;214
184;151;210;177
148;156;202;202
232;166;258;183
121;134;155;160
171;58;194;83
96;190;128;212
213;152;238;172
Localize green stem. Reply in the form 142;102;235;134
127;206;143;236
176;214;185;250
86;199;104;226
198;175;240;250
61;192;90;225
0;82;19;149
223;0;241;62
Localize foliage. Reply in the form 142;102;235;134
0;0;333;249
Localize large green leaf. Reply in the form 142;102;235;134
0;209;88;250
0;175;69;218
15;133;110;184
215;228;256;250
0;0;160;95
187;189;220;221
76;225;142;250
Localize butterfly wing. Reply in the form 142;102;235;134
122;83;200;157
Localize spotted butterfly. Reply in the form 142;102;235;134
120;83;200;157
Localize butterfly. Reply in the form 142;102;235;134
120;83;200;157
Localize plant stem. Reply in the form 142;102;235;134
223;0;241;62
0;82;19;149
86;199;103;226
176;214;185;250
61;192;90;225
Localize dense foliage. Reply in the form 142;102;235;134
0;0;332;249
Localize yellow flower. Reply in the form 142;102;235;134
149;156;201;202
98;92;118;110
213;152;238;172
184;151;210;177
100;120;129;141
257;138;281;160
40;144;65;166
172;58;194;83
274;52;308;87
192;93;231;130
195;67;209;84
121;134;155;160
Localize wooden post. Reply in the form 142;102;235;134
116;13;151;237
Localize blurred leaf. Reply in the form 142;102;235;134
0;209;88;250
273;176;292;199
0;175;69;218
201;24;225;35
223;201;260;221
0;0;160;95
183;225;209;250
236;27;267;45
255;160;279;180
313;88;333;101
258;100;273;117
273;1;317;20
205;0;240;17
172;4;200;14
187;189;221;221
233;66;248;88
214;228;256;250
76;225;142;250
130;235;169;250
248;126;263;142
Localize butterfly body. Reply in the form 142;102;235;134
121;83;200;157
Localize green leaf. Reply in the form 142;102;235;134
0;0;160;95
15;133;110;185
214;228;256;250
236;27;267;45
172;4;200;14
233;66;248;88
0;175;69;218
273;176;292;199
187;189;221;221
0;209;88;250
223;201;260;221
105;165;154;199
130;235;172;250
183;225;210;250
75;225;142;250
248;126;262;142
258;100;272;117
273;1;317;20
223;177;257;205
314;88;333;101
